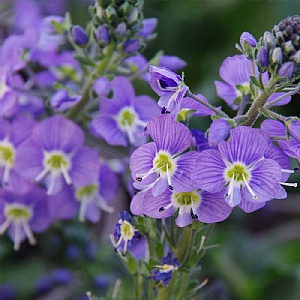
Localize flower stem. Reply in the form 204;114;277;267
66;43;115;120
242;81;276;126
134;272;143;300
186;91;229;118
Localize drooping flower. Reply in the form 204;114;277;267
90;76;160;147
194;126;283;212
139;187;232;227
130;115;199;197
112;211;139;255
150;252;180;286
0;186;51;250
149;65;189;113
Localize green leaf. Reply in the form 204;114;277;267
250;75;261;88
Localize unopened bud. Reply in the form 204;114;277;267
72;25;88;46
96;25;110;45
272;47;283;64
263;31;276;49
277;61;294;79
256;46;269;72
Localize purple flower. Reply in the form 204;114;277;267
141;187;232;227
90;76;160;147
149;65;189;113
123;38;141;54
112;211;139;254
95;25;110;45
150;252;180;286
15;115;96;195
130;115;198;197
50;89;82;112
159;55;187;72
0;186;51;250
194;127;283;212
215;55;291;109
277;62;294;79
93;77;111;97
0;115;36;193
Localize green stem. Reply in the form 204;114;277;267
66;43;115;120
242;81;276;126
134;273;143;300
175;273;189;300
186;91;230;119
156;271;179;300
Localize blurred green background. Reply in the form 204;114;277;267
1;0;300;299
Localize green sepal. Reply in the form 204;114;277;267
51;20;65;35
191;220;204;232
74;55;97;67
249;75;262;89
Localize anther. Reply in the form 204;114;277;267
294;167;300;173
169;185;174;190
159;207;165;212
136;177;142;182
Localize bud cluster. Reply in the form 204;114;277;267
89;0;148;54
255;15;300;81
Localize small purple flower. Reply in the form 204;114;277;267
141;187;232;227
0;186;51;250
50;89;82;112
72;25;88;46
130;115;198;197
194;127;283;212
150;252;180;286
112;211;139;254
90;76;160;147
138;18;157;40
15;115;95;195
149;65;189;113
93;77;111;97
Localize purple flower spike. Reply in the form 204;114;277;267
194;126;283;212
149;65;189;113
130;115;198;197
150;252;180;286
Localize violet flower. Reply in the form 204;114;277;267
149;65;189;113
130;115;198;197
90;76;160;147
0;186;51;250
194;126;283;212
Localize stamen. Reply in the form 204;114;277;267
0;218;11;234
281;168;300;174
242;173;259;200
159;202;173;212
136;165;158;181
14;221;22;251
94;195;114;213
166;164;173;190
225;174;235;199
79;197;88;222
2;166;10;185
280;182;298;187
22;221;36;246
35;166;51;182
61;166;72;185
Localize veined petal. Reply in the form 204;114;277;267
239;198;266;213
193;150;226;193
147;115;191;154
215;81;239;108
260;119;286;137
218;127;268;165
143;189;174;218
175;212;192;227
130;192;145;216
242;158;281;203
197;190;232;223
130;142;158;185
90;115;127;146
152;178;168;197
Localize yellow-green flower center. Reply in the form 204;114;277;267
76;184;97;200
120;109;136;127
0;143;15;167
226;164;249;182
173;191;199;206
5;204;32;221
153;152;174;173
45;153;68;169
120;220;135;240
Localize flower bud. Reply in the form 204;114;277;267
96;25;110;45
127;7;139;25
277;61;294;79
116;22;127;37
240;32;257;48
263;31;276;49
123;38;141;54
291;50;300;64
271;47;283;64
72;25;88;46
256;46;269;72
284;40;296;55
138;18;158;40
